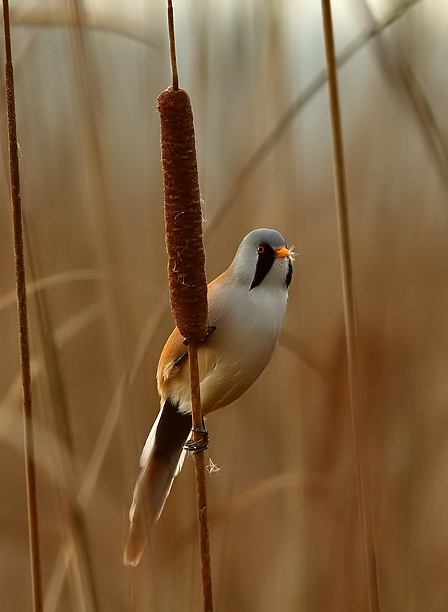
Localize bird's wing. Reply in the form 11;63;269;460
157;327;188;386
156;270;230;403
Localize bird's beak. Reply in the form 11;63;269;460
275;246;290;259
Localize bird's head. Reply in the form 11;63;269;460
230;228;293;292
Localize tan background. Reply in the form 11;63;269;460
1;0;448;610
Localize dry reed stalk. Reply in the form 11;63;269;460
158;3;213;608
187;342;213;608
320;1;379;611
1;1;43;611
158;83;213;611
167;0;179;92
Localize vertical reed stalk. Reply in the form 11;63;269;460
320;1;379;610
188;342;213;612
159;2;213;609
167;0;179;91
2;2;43;611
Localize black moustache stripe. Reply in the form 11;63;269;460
286;258;293;288
250;244;276;290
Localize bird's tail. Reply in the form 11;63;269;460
124;399;192;566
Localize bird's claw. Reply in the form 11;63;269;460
183;427;209;453
183;326;217;346
202;326;217;341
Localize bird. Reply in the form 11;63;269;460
124;228;293;566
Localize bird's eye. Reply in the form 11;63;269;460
257;246;265;254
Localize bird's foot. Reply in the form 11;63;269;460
183;326;217;346
183;427;209;453
202;326;217;342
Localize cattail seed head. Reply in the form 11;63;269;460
158;87;208;342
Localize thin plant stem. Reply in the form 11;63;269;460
167;0;179;90
320;1;379;611
160;0;213;605
1;2;43;611
188;342;213;612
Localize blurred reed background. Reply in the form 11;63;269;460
1;0;448;610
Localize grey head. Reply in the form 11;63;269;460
230;228;293;291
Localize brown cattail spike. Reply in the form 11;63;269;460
158;86;208;343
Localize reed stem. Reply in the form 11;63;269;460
167;0;179;91
320;1;379;610
188;342;214;611
2;2;43;611
160;2;213;608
